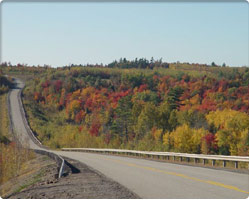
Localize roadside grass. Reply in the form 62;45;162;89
0;92;36;188
41;155;50;161
13;169;45;194
1;154;57;198
0;94;10;140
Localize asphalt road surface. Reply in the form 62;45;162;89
9;79;42;150
9;78;249;199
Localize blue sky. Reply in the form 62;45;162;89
1;2;249;67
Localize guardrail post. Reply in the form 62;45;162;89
223;160;226;167
235;161;238;169
61;148;249;169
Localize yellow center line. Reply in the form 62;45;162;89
100;156;248;194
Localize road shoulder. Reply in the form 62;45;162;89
5;155;139;199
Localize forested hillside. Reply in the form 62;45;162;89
2;61;248;156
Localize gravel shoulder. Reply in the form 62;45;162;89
5;154;139;199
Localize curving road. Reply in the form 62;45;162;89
9;78;249;199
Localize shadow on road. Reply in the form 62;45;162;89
65;160;81;174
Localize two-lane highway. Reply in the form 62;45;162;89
55;151;248;198
9;78;249;199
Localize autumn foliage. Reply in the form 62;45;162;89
12;61;249;156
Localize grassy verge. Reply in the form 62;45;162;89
0;92;35;187
13;169;44;194
0;94;11;143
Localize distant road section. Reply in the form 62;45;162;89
9;79;42;149
9;78;249;199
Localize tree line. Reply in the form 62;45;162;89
19;65;249;156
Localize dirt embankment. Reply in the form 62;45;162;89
3;154;139;199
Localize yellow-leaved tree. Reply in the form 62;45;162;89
206;109;249;155
163;124;207;153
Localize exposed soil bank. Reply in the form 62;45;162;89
5;155;139;199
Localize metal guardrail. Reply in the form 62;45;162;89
17;89;44;147
7;79;65;178
8;78;249;172
62;148;249;169
34;149;65;178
